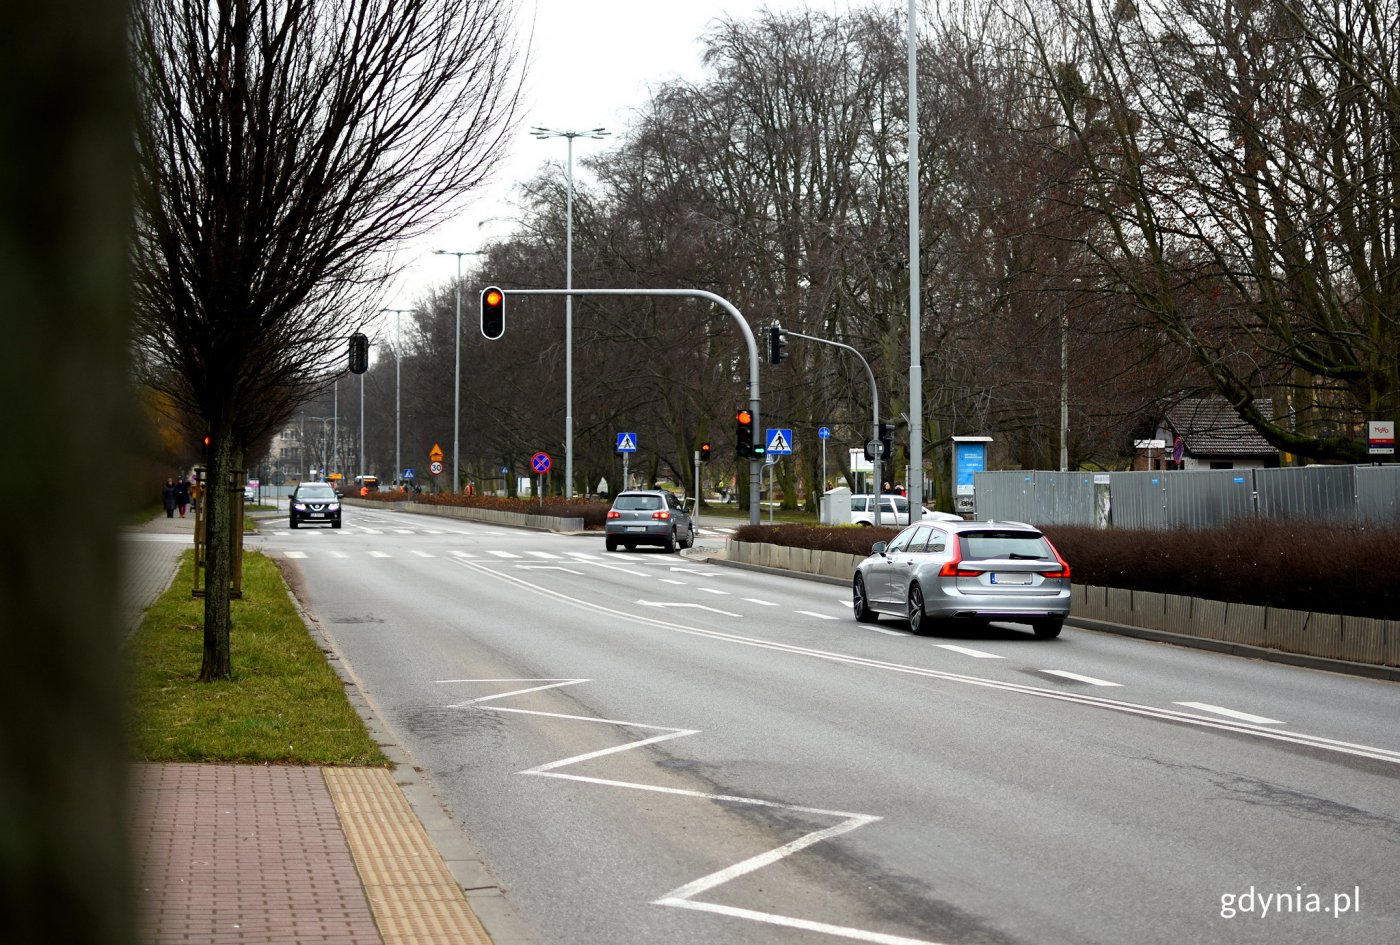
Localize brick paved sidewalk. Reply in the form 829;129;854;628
123;514;498;945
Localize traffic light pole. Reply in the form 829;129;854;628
498;288;763;525
779;328;884;526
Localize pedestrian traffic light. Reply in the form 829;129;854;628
700;442;712;463
481;286;505;340
768;325;788;365
348;332;369;374
878;421;894;462
736;409;754;457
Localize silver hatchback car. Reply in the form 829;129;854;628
852;520;1071;638
604;490;695;553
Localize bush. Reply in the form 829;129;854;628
731;519;1399;620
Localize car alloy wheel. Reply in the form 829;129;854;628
907;583;928;635
852;576;878;623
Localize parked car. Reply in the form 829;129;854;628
243;484;256;502
605;489;695;552
852;519;1071;637
289;481;342;529
850;494;961;527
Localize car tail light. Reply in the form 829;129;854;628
607;510;621;519
938;542;979;577
1039;541;1072;579
652;510;671;520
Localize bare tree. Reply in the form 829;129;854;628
131;0;521;679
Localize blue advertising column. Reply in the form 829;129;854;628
951;436;993;516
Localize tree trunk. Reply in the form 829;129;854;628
199;428;239;682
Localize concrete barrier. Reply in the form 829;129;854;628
724;539;1399;672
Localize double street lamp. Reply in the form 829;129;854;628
532;125;608;498
382;307;414;487
432;250;482;491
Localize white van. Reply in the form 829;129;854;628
850;494;961;527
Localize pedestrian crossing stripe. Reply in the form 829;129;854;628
616;432;638;452
765;428;793;454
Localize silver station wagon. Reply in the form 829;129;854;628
604;490;695;553
852;520;1071;638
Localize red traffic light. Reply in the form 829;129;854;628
484;289;502;306
736;409;753;425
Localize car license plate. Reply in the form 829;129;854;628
990;572;1031;585
627;525;646;532
310;512;326;518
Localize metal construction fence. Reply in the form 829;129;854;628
973;465;1400;529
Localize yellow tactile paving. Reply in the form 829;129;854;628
324;767;494;945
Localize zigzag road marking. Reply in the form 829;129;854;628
436;678;946;945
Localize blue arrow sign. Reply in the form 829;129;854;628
616;432;638;452
818;426;831;439
765;428;794;455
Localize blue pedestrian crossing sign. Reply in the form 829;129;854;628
765;428;794;455
616;432;638;452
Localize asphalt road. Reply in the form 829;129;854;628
260;505;1400;945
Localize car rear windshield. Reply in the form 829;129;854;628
959;531;1052;561
613;494;662;510
298;485;336;500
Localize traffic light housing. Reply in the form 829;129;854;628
348;332;369;374
481;286;505;340
878;421;894;462
768;325;788;365
700;442;712;463
736;409;754;457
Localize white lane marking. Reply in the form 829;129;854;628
517;565;584;575
486;550;522;559
933;644;1004;659
660;579;688;586
573;560;648;576
1041;670;1122;687
669;567;717;576
744;598;778;606
450;550;477;558
860;625;906;636
359;527;383;534
442;678;935;945
284;551;308;559
1174;702;1283;725
699;587;731;596
437;678;590;708
410;550;435;558
564;551;599;559
526;551;562;559
423;529;445;535
368;550;391;558
796;610;839;620
442;558;1400;767
329;551;349;559
394;528;414;534
637;600;739;617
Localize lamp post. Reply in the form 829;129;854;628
906;0;924;520
383;307;413;487
531;126;609;499
433;250;482;492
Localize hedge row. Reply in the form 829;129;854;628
735;521;1398;621
360;490;613;529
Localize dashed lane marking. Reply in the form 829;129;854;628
744;598;778;606
1174;702;1283;725
1042;670;1122;687
933;644;1003;659
486;550;522;559
796;611;839;620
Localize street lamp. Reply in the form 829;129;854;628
532;125;609;498
433;250;482;492
906;0;924;520
382;307;414;487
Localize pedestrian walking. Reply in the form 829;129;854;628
161;478;178;518
176;479;190;518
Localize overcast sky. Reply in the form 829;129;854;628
381;0;857;317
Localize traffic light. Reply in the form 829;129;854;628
700;442;712;463
348;332;369;374
768;325;788;365
481;286;505;340
736;409;754;457
878;421;894;462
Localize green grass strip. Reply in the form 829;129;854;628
128;550;388;767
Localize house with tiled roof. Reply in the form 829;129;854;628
1139;397;1282;470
